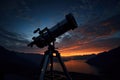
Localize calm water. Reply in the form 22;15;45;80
48;60;99;75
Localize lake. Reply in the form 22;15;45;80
48;60;99;75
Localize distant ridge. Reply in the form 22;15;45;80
0;45;102;80
0;45;44;80
87;46;120;66
87;46;120;80
0;45;9;52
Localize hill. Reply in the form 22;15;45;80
87;46;120;80
0;46;101;80
0;46;43;80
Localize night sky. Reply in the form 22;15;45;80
0;0;120;56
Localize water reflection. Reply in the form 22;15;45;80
49;60;99;75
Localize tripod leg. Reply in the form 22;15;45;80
56;52;72;80
39;54;47;74
39;54;49;80
50;53;53;80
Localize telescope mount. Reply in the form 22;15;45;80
38;41;72;80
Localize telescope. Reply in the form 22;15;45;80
28;13;78;48
28;13;78;80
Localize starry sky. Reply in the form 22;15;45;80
0;0;120;56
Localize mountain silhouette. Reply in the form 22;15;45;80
87;46;120;80
0;46;102;80
0;46;43;80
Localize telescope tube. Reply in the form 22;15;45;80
28;13;78;48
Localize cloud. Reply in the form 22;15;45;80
0;28;47;54
76;14;120;38
0;28;29;50
56;14;120;55
57;14;120;51
58;37;120;56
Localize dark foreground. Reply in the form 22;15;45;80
45;71;101;80
1;71;101;80
2;46;120;80
87;46;120;80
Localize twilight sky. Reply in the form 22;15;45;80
0;0;120;56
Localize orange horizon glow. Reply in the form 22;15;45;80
59;51;102;57
36;48;110;57
30;45;117;57
58;47;111;57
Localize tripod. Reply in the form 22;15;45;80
39;41;72;80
